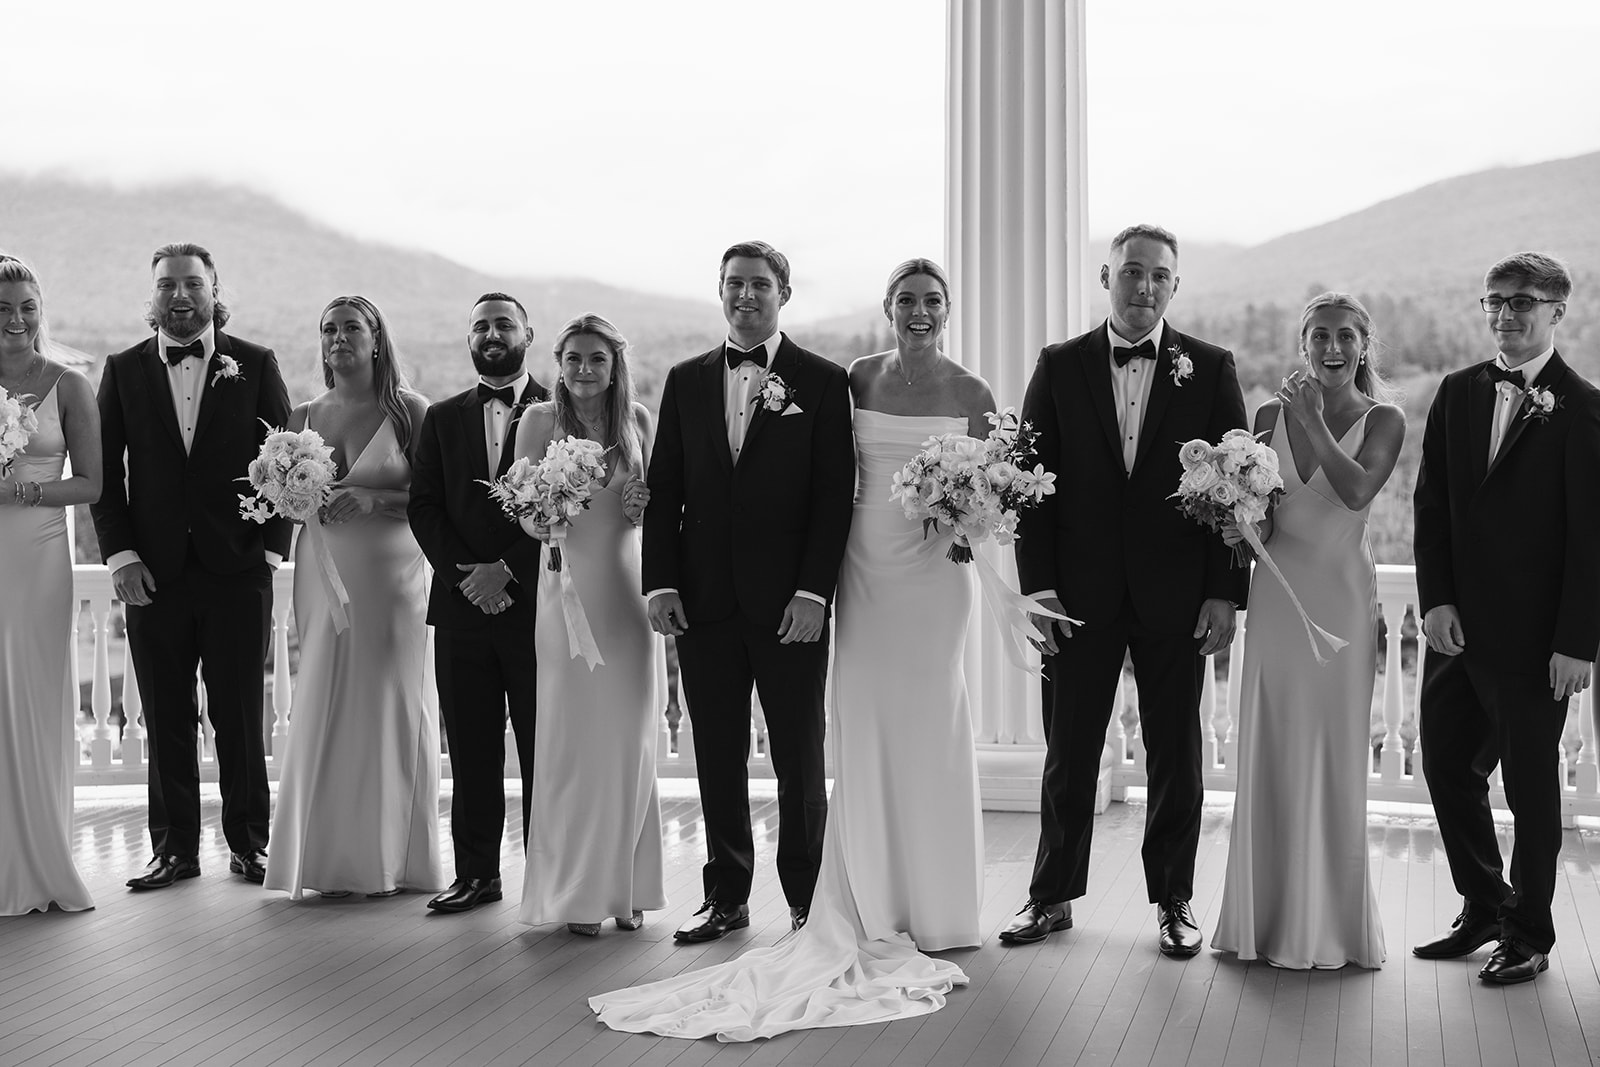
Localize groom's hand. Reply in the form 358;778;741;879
456;561;512;611
1421;605;1465;656
1194;598;1237;656
113;562;157;607
1550;654;1593;702
648;592;688;637
777;597;825;644
1029;597;1072;656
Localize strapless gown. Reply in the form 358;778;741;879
519;461;666;924
589;410;981;1040
1211;407;1386;969
0;377;94;914
265;418;444;898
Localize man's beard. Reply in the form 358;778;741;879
158;304;212;341
471;337;529;378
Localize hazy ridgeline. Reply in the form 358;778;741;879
6;150;1596;566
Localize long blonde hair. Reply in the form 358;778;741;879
550;313;641;472
320;295;423;455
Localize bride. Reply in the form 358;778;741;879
590;258;991;1040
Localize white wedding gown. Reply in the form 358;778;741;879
590;410;982;1041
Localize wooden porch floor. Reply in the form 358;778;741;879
3;785;1599;1067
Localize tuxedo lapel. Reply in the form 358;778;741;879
459;393;492;481
137;339;185;451
701;348;733;473
1485;353;1567;483
736;340;790;464
191;330;232;447
1079;327;1123;468
495;381;540;477
1467;365;1496;486
1131;332;1178;476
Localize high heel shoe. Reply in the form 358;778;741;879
614;910;644;931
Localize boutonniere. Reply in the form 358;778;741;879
1521;385;1561;422
210;354;242;387
758;371;794;413
1168;345;1194;387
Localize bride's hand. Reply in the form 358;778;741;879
1220;520;1250;547
518;515;551;542
1276;370;1324;428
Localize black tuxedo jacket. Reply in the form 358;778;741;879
642;335;856;631
408;379;548;630
92;330;292;582
1015;322;1250;634
1413;352;1600;674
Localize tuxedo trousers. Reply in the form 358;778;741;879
124;552;272;859
433;625;536;879
1420;652;1568;953
675;610;828;909
1031;607;1206;905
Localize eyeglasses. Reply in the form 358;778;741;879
1480;295;1562;314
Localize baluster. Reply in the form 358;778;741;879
197;668;214;771
1105;669;1130;804
269;598;293;763
120;607;145;768
88;596;114;769
1380;599;1406;783
503;696;520;779
1579;683;1599;798
1208;652;1231;777
1223;612;1245;774
677;705;697;774
1410;636;1426;787
1199;656;1218;774
1561;696;1581;825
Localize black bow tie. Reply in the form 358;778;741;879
165;341;205;365
1113;340;1157;368
477;383;516;407
726;344;768;370
1485;364;1526;389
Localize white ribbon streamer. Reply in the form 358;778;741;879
967;541;1080;676
303;513;350;634
1236;519;1347;665
549;527;605;671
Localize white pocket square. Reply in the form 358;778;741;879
781;402;803;416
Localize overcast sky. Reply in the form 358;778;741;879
6;0;1598;318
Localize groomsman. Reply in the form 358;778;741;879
408;293;547;913
643;241;855;940
92;243;291;889
1412;252;1600;983
1012;225;1249;955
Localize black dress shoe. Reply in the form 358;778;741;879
127;854;200;891
673;899;751;943
1479;939;1549;984
1412;909;1501;959
1157;899;1203;958
790;905;810;931
229;849;268;885
427;877;503;913
999;898;1073;945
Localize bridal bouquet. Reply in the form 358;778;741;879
889;408;1057;563
238;426;349;631
890;408;1072;672
238;426;339;523
481;435;609;669
0;384;39;478
1172;429;1345;663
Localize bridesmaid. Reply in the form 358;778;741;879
0;255;101;914
264;295;444;899
1211;292;1405;968
512;313;666;936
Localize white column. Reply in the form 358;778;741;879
946;0;1089;809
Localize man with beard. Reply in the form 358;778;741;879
407;292;548;913
92;243;291;890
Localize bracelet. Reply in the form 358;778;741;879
10;481;21;505
27;481;43;507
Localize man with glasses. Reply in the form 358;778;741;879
1412;251;1600;984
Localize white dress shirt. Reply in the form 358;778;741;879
725;332;780;461
1109;319;1166;475
480;370;531;472
1488;346;1554;466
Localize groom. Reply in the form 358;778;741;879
408;293;547;913
1012;225;1248;955
93;242;291;890
644;240;855;940
1412;252;1600;983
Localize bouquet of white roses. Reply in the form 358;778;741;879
483;435;610;669
889;408;1057;564
1171;428;1283;566
238;426;339;524
239;425;349;631
1172;429;1345;663
482;435;609;573
0;384;40;479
